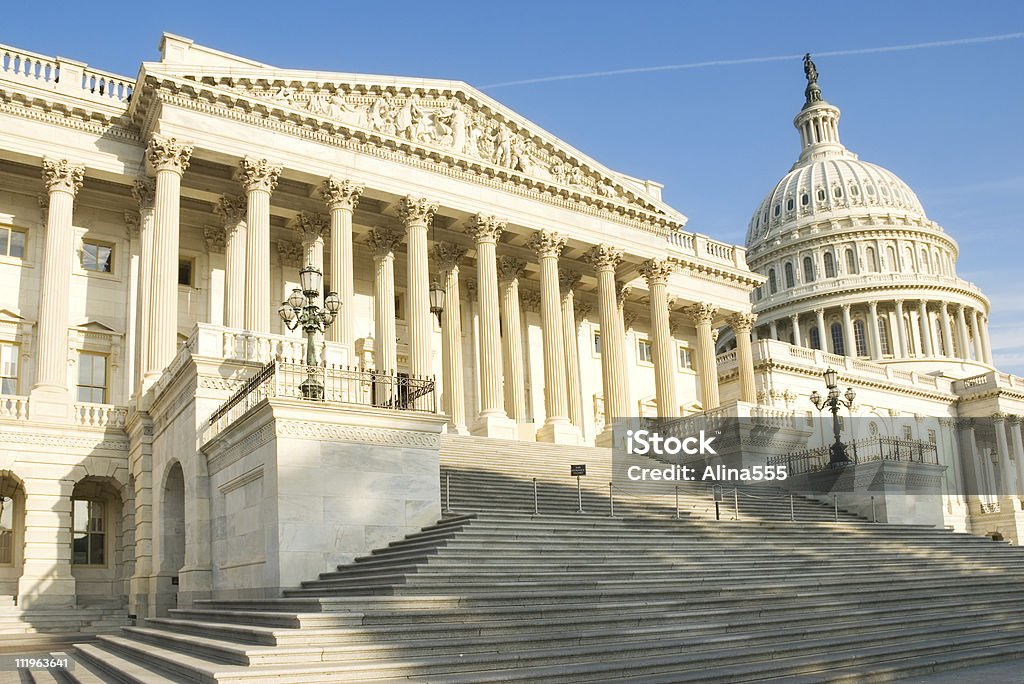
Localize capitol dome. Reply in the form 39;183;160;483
733;56;993;378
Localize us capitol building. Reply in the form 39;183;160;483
0;35;1021;625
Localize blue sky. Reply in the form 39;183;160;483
4;1;1022;372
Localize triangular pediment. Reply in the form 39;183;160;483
0;308;25;323
136;36;685;228
72;319;122;335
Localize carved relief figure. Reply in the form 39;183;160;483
436;102;468;154
395;98;426;141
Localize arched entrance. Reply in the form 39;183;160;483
0;471;26;603
70;476;127;608
158;462;185;614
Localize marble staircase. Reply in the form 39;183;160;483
31;437;1024;682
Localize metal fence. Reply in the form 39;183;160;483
206;360;436;441
769;436;939;476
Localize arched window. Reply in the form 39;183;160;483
803;256;815;282
809;326;821;350
824;252;836;278
878;317;892;355
853;319;868;357
830;322;846;356
920;249;929;273
72;498;106;565
784;262;795;288
768;269;777;294
845;249;858;275
866;246;878;272
886;245;898;271
904;247;914;270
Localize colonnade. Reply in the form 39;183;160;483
758;299;993;365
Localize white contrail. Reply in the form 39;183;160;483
479;32;1024;89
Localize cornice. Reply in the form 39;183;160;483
752;357;957;403
0;97;139;144
139;75;680;235
754;279;990;318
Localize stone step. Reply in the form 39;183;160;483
69;642;184;683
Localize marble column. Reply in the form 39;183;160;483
789;313;801;347
319;177;363;348
497;256;528;424
32;159;85;418
434;243;468;434
615;283;634;415
993;413;1018;506
399;196;438;406
1009;416;1024;499
972;309;985;362
918;301;933;357
215;195;247;330
293;211;328;274
730;313;758;404
239;158;281;333
895;300;909;357
867;301;882;360
640;259;679;418
466;214;516;438
559;270;585;435
815;309;826;352
957;419;988;504
769;320;779;340
686;302;721;410
531;231;578;442
939;303;955;358
955;305;970;360
841;304;855;357
979;314;994;365
587;244;628;439
145;136;193;382
130;179;156;397
366;228;402;375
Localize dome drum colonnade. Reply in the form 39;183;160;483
29;138;759;445
741;55;993;372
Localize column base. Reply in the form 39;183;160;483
595;426;615;448
27;387;71;423
18;574;76;608
470;413;518;440
517;423;537;442
443;423;471;436
537;419;581;445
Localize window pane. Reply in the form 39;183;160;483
78;355;93;386
0;529;11;565
89;533;105;565
9;231;24;258
73;499;89;533
99;245;112;272
89;501;104;533
82;243;97;270
178;259;193;286
0;229;7;256
0;496;11;529
73;533;89;564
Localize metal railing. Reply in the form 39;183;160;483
206;360;436;442
770;436;939;476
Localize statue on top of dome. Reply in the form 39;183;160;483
802;53;823;106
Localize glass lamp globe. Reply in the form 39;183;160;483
845;387;856;403
823;367;838;389
429;279;445;319
324;291;341;314
277;301;295;322
300;265;322;295
287;288;305;310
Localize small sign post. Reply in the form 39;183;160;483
712;484;724;521
571;464;586;513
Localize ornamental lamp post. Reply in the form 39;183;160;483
278;264;340;400
809;367;856;467
429;278;445;325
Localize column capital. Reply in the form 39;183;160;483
497;256;527;283
433;242;467;271
585;244;623;272
398;195;438;227
124;211;139;239
868;300;879;311
366;226;403;258
814;308;825;316
238;157;282;192
992;412;1008;422
214;194;247;224
204;226;226;254
894;299;905;306
292;211;329;241
1008;415;1023;426
319;177;364;211
41;159;85;195
639;258;677;286
558;269;582;294
729;312;758;333
131;178;156;210
575;300;593;322
520;289;542;313
146;135;193;175
277;239;303;268
466;213;506;243
841;303;852;312
528;230;567;258
615;283;632;308
957;418;975;431
685;302;719;326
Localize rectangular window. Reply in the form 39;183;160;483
82;240;113;273
0;343;18;395
678;345;693;370
902;425;913;440
0;227;26;258
0;495;13;565
72;499;105;565
928;429;937;444
178;258;194;287
637;339;653;364
76;352;107;404
592;331;601;355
